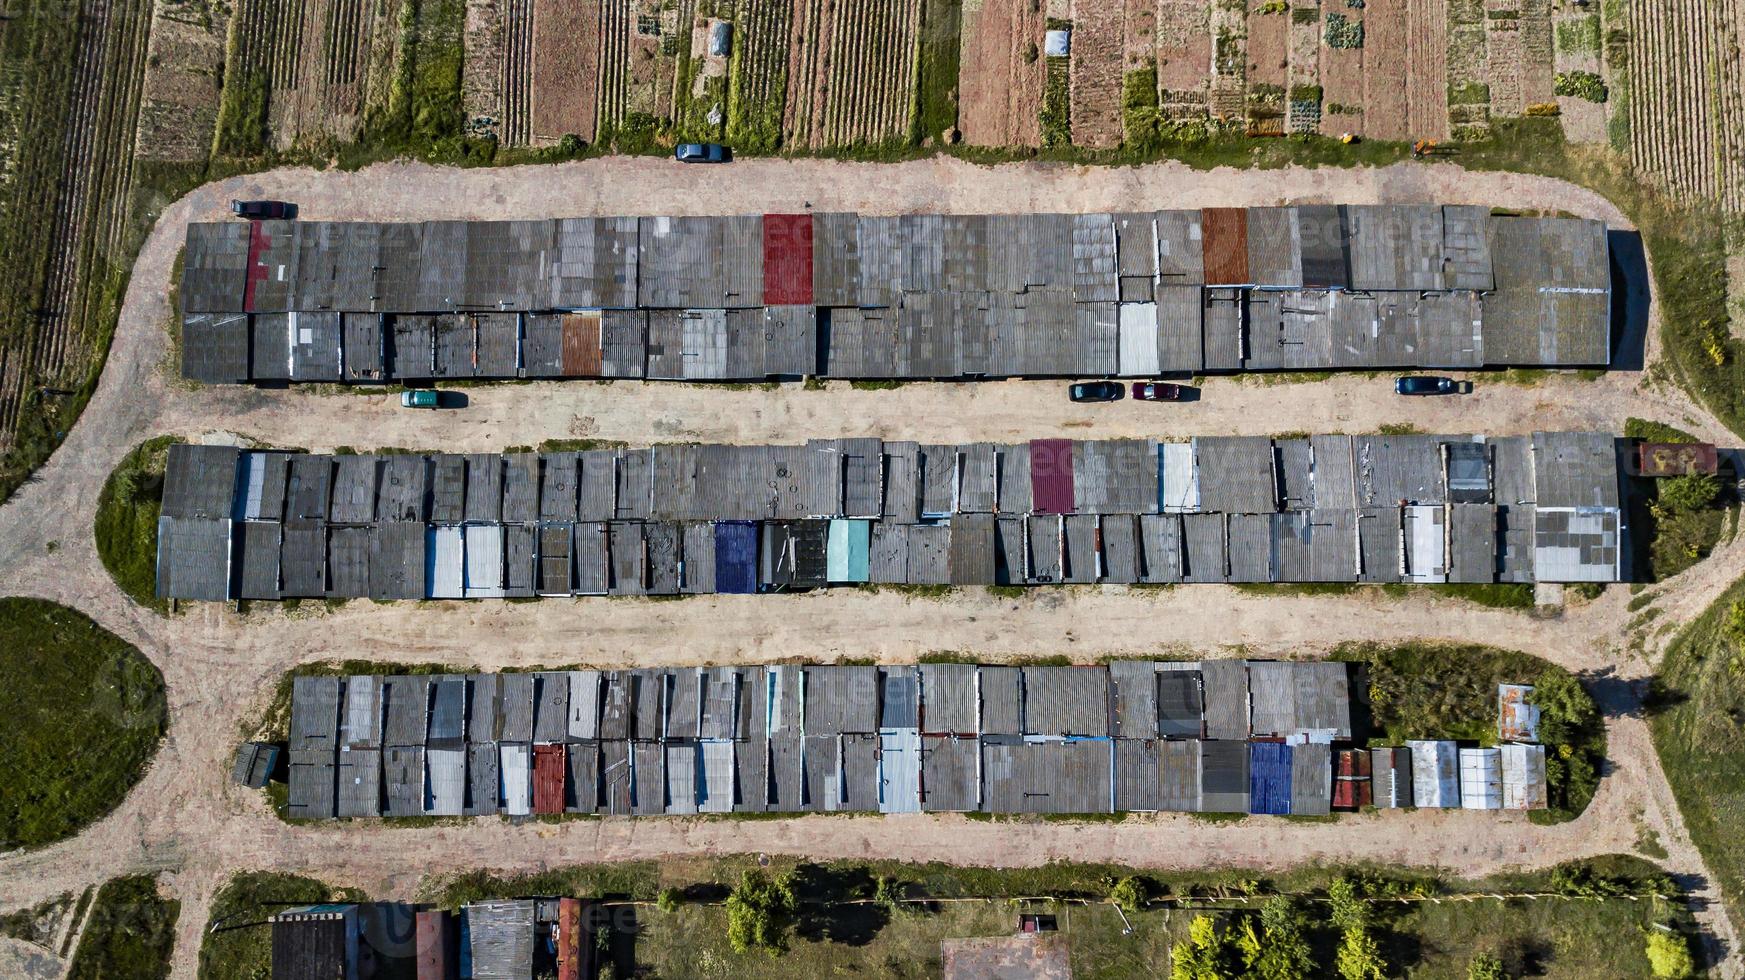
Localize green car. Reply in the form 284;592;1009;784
400;389;440;408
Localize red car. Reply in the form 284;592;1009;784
1131;382;1185;401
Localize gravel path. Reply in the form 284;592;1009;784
0;155;1737;978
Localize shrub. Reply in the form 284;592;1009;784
1239;896;1315;979
1110;876;1148;913
1645;929;1695;979
1335;926;1387;980
1468;951;1506;980
656;887;680;913
1327;876;1369;931
1555;71;1608;103
725;870;796;955
1171;915;1238;980
1659;473;1721;513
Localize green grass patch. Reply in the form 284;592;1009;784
1624;417;1701;443
67;875;179;980
1123;64;1162;153
914;0;962;142
0;598;167;849
1556;15;1602;54
1449;81;1491;105
1231;582;1533;609
213;69;270;158
426;855;1684;980
1041;57;1071;148
1650;571;1745;941
199;872;365;980
1334;641;1604;821
94;436;182;611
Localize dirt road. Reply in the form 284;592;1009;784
0;155;1737;978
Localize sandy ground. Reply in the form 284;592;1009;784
0;155;1738;979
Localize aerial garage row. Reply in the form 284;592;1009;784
154;431;1626;602
278;662;1548;820
177;205;1613;383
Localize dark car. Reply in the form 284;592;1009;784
1069;381;1124;403
675;143;730;163
1394;375;1458;396
231;199;294;220
1131;381;1185;402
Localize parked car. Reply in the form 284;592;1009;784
1131;381;1186;402
400;389;442;409
1069;381;1124;403
231;199;294;219
674;143;730;163
1394;375;1459;396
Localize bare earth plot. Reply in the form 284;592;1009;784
0;156;1739;977
957;0;1045;147
529;0;599;145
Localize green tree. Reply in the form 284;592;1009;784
1645;930;1695;979
1530;670;1597;744
656;887;680;913
1468;951;1507;980
725;870;797;956
1658;473;1720;513
1110;876;1149;914
1327;876;1369;931
1171;914;1239;980
1335;926;1387;980
1239;896;1316;980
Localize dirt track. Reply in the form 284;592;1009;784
0;155;1737;978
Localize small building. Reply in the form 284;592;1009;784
272;904;360;980
1369;747;1413;808
1248;742;1293;815
1333;747;1372;810
1459;747;1503;810
1500;743;1549;810
1291;742;1332;816
232;741;279;788
500;744;533;816
1408;740;1460;808
1498;684;1541;743
533;744;567;815
465;900;535;980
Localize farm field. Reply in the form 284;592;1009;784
0;0;157;501
1621;0;1745;212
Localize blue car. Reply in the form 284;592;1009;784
1394;375;1459;396
675;143;730;163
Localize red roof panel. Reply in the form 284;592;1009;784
763;213;814;305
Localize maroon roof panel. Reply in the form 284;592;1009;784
1637;442;1718;477
763;213;814;305
533;743;567;815
1200;207;1250;286
1030;439;1075;515
416;910;454;980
